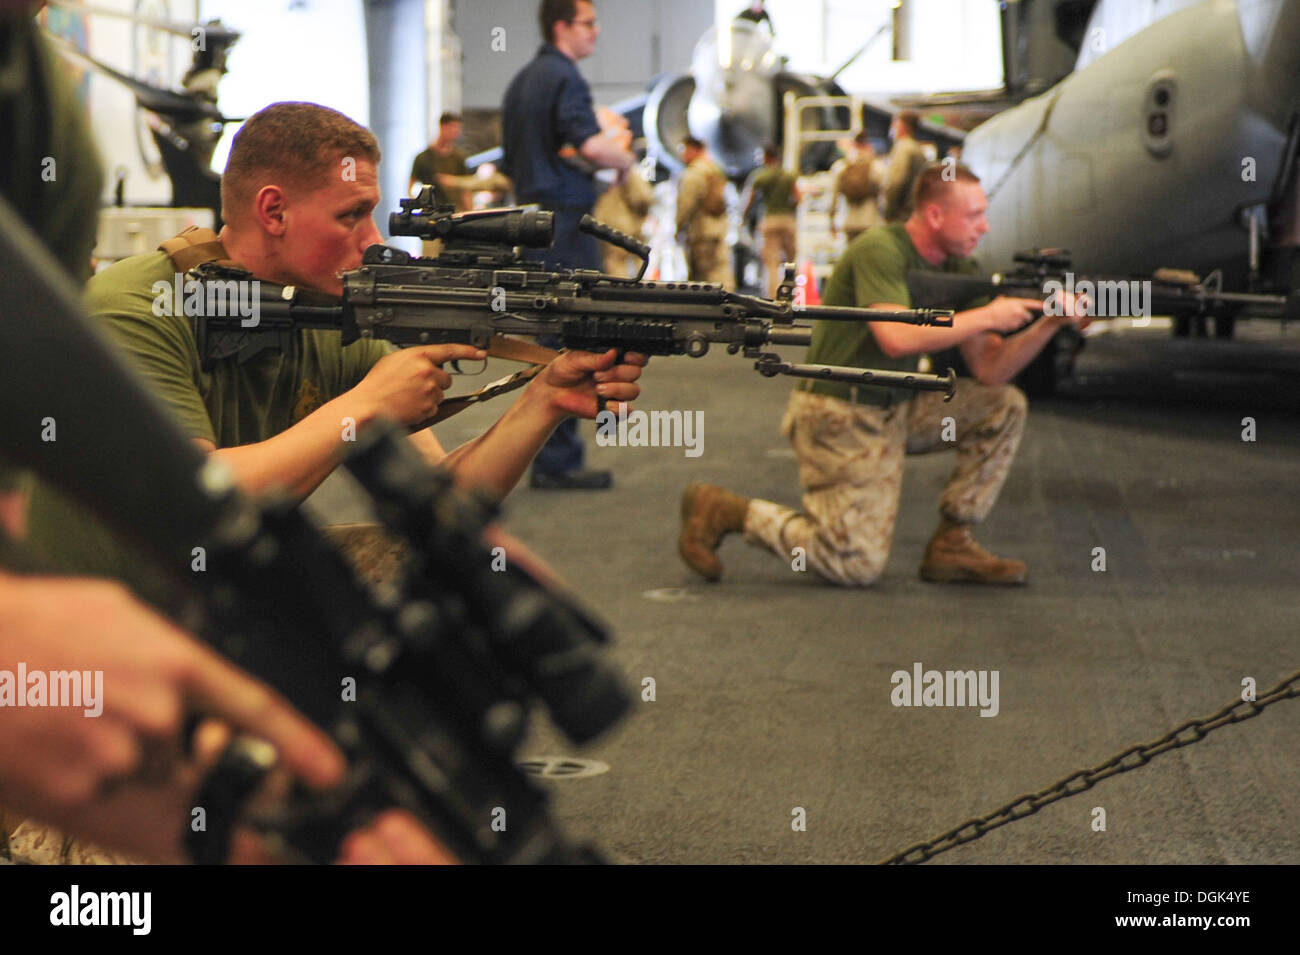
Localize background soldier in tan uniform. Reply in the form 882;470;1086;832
831;131;884;245
679;164;1091;587
883;110;931;223
593;164;655;276
675;136;735;288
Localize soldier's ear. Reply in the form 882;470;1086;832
253;185;289;236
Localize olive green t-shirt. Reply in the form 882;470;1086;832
24;249;394;603
410;146;468;209
802;223;980;406
0;16;103;494
750;164;798;216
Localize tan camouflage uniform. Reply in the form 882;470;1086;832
759;214;797;298
593;172;655;277
743;381;1026;586
4;818;140;865
676;158;735;289
883;135;930;223
831;156;885;243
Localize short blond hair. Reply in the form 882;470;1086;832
221;102;381;224
912;161;979;212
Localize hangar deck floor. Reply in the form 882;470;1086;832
310;322;1300;864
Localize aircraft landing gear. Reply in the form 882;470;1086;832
1173;310;1237;338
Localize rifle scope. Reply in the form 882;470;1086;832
390;192;554;250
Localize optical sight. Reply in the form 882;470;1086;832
390;189;554;250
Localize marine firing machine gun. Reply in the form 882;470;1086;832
190;189;961;406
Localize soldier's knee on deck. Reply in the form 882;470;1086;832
819;548;887;587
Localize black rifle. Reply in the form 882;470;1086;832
0;194;623;864
188;194;960;401
906;248;1300;321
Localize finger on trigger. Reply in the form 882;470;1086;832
427;344;486;364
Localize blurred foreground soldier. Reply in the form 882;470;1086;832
0;572;451;865
742;143;800;297
679;164;1091;587
676;136;734;289
0;6;451;866
593;166;654;277
501;0;636;490
831;131;884;244
883;111;929;223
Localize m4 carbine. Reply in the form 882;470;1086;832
906;248;1300;321
190;194;961;404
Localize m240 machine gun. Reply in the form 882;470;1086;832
189;191;960;408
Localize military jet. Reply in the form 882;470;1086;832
959;0;1300;341
641;18;961;179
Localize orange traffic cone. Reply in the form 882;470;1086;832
798;260;821;306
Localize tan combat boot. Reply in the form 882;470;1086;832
678;483;751;582
919;517;1028;585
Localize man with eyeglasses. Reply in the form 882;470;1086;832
502;0;635;491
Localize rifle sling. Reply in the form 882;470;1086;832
424;333;560;426
158;225;238;271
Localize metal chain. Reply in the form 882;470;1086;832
877;667;1300;865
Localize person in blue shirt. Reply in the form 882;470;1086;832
502;0;635;490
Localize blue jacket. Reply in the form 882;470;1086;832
501;44;601;208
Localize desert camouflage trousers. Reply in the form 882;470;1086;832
760;213;798;298
743;381;1027;586
686;238;735;289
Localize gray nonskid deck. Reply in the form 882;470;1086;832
310;323;1300;864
